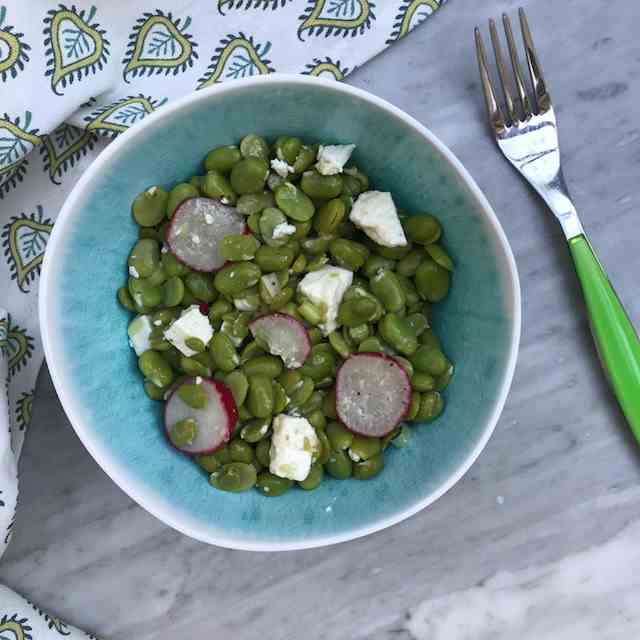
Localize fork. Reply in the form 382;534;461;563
475;9;640;438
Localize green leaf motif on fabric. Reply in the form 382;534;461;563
218;0;293;15
40;124;96;184
0;614;33;640
0;6;31;81
2;205;53;293
122;10;198;82
0;111;41;199
302;56;351;80
15;389;33;432
43;4;110;95
197;33;274;89
83;94;168;137
298;0;375;40
0;315;35;379
28;602;70;636
387;0;442;44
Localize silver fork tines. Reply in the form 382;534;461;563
474;8;583;239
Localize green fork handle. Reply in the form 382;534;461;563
569;235;640;438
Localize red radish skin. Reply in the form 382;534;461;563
249;313;311;369
336;353;411;437
166;197;245;272
164;378;238;455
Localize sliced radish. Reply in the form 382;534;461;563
336;353;411;437
164;378;237;454
166;197;245;272
249;313;311;369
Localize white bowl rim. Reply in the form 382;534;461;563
40;73;521;552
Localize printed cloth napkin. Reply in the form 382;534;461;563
0;0;445;634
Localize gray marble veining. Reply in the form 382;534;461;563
2;0;640;638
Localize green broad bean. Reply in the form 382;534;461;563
255;245;295;272
139;350;174;388
348;324;371;344
302;236;332;255
297;300;324;326
274;183;315;222
278;370;302;396
128;238;160;279
162;276;184;307
326;421;353;451
195;453;221;473
378;313;418;356
415;391;444;421
257;209;288;249
278;137;302;164
325;449;353;479
237;191;275;216
337;298;379;327
180;356;211;378
397;249;425;277
238;405;252;421
268;286;294;310
240;134;270;161
415;259;451;302
288;376;314;408
145;265;167;287
166;183;199;218
256;472;293;496
411;372;436;392
117;287;137;312
204;145;241;173
300;346;335;380
306;409;327;431
316;429;331;465
323;388;338;419
406;313;428;337
328;331;351;359
363;255;396;278
344;166;369;192
177;383;208;409
213;446;232;465
352;453;384;480
170;418;198;447
314;198;346;234
189;176;203;192
341;174;364;198
435;363;454;391
293;221;313;239
419;328;442;350
132;186;168;227
307;327;324;345
411;345;448;376
305;253;330;272
230;439;255;464
426;244;454;271
396;273;421;307
225;370;249;406
210;462;257;492
298;463;323;490
329;238;369;271
301;390;324;416
267;172;285;191
247;375;274;418
292;144;317;174
256;438;271;467
404;215;442;245
202;170;237;203
177;287;194;309
230;158;269;194
375;244;412;260
241;418;270;443
358;336;385;353
161;251;189;277
393;356;414;378
369;268;406;312
209;333;239;373
272;381;289;414
243;355;283;378
291;254;307;273
129;277;162;310
407;392;421;420
300;170;343;200
214;262;261;296
219;234;259;261
160;347;182;371
138;227;163;242
209;299;232;320
381;427;401;450
185;272;217;302
348;435;381;461
143;380;167;401
247;211;261;234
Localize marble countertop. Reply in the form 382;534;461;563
3;0;639;637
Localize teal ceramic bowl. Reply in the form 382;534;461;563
40;75;520;551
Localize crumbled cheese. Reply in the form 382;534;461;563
316;144;356;176
272;222;296;239
204;213;214;224
234;297;256;311
270;414;319;481
161;245;168;254
270;158;294;179
127;315;153;356
163;305;213;356
153;319;162;326
221;197;230;205
298;266;353;335
195;376;203;385
191;234;201;245
349;191;408;248
128;265;139;279
146;186;158;196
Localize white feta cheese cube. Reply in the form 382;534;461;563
128;265;139;279
270;414;319;481
350;191;408;247
272;222;296;239
163;305;213;356
316;144;356;175
270;158;294;179
128;315;153;356
298;266;353;335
